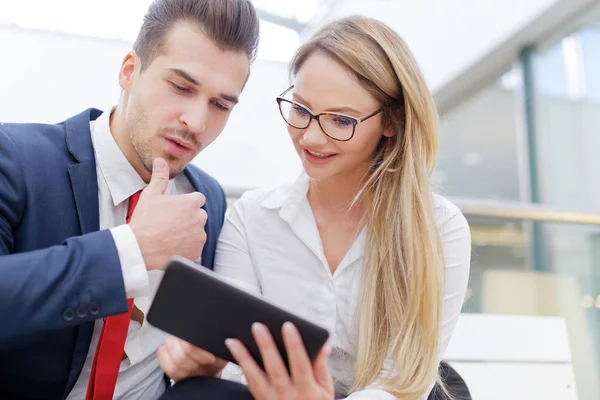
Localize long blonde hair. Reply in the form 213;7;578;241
290;16;445;398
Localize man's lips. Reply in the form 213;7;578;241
165;136;194;150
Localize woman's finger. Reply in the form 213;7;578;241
313;343;333;392
252;322;291;390
281;322;313;386
226;338;271;399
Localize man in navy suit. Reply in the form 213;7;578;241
0;0;259;399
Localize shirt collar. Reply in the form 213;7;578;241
91;108;147;207
261;171;367;272
260;172;309;215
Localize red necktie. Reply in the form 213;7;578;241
86;191;142;400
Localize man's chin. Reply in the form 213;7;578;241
144;152;188;179
168;168;185;180
165;159;187;179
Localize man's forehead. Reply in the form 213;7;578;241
159;23;249;90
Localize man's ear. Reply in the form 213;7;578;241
118;51;139;92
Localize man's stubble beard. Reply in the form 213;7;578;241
127;105;185;180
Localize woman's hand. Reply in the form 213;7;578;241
225;322;334;400
157;336;228;381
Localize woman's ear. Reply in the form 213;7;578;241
383;106;404;138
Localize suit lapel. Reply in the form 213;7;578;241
62;108;103;398
68;163;100;234
65;108;103;235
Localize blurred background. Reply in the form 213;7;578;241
1;0;600;398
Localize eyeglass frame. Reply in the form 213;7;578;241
275;85;383;142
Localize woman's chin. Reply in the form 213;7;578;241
302;163;333;181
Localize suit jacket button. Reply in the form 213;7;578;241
76;305;88;318
88;302;101;316
63;308;75;321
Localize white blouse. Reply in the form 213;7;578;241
215;173;471;399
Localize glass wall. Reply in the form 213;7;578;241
436;70;522;201
533;11;600;211
530;9;600;397
437;4;600;398
461;217;600;398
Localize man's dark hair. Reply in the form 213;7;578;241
133;0;260;70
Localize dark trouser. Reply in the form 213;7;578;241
161;361;471;400
159;376;253;400
427;361;472;400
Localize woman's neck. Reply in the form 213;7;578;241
307;169;368;222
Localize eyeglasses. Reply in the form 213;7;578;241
276;85;382;141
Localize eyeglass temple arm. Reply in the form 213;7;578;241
357;108;383;123
278;85;294;97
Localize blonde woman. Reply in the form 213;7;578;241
158;15;471;400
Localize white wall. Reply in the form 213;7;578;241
1;0;598;190
309;0;594;92
0;26;125;123
307;0;598;111
0;24;300;189
307;0;552;90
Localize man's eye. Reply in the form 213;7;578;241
170;82;191;93
213;101;230;112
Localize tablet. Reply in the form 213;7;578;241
147;256;330;370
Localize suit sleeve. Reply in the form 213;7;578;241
0;128;128;348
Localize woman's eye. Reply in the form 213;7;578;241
293;105;310;116
333;116;354;127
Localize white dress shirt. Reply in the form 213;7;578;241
66;109;195;400
216;173;471;400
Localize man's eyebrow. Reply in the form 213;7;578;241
220;94;239;104
167;68;199;86
167;68;239;104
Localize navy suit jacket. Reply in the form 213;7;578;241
0;109;228;399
